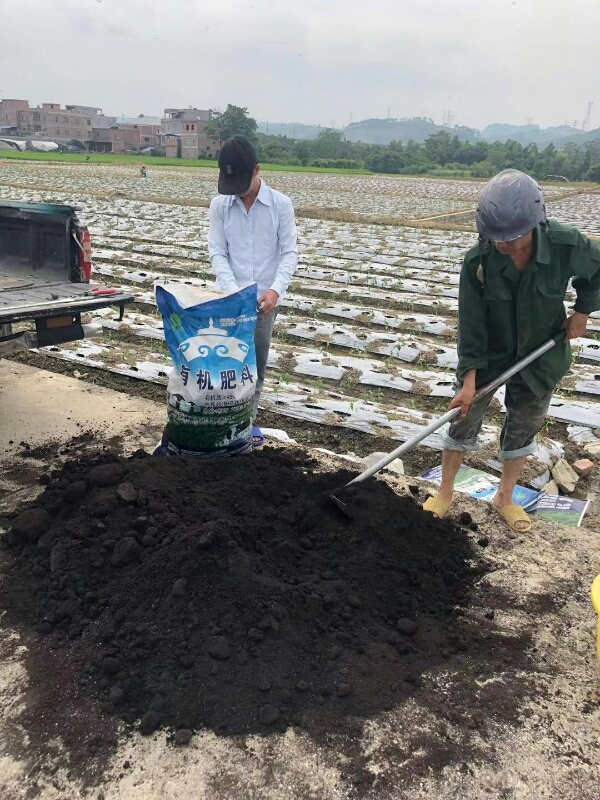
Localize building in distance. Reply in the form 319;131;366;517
1;99;221;158
161;108;219;159
0;99;29;135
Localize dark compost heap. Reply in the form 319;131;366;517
1;447;499;746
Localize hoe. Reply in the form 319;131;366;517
330;334;564;517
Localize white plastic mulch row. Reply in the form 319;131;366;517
1;168;599;445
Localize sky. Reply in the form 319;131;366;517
1;0;598;131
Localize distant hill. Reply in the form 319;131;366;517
343;118;478;145
257;122;324;140
481;123;528;139
481;123;580;145
257;117;600;149
480;123;600;147
258;117;478;145
550;126;600;147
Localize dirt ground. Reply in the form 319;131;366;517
1;360;600;800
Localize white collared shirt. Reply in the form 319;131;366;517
208;180;299;302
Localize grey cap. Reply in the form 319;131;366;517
476;169;546;241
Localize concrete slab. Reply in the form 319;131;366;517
0;360;163;454
0;360;164;515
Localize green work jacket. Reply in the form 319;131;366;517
457;218;600;396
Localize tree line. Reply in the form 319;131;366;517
258;129;600;182
206;105;600;182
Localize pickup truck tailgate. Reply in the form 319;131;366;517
0;278;135;324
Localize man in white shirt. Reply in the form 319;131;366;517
208;135;299;446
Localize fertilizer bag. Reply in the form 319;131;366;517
155;282;258;457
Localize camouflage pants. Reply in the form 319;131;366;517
441;373;554;461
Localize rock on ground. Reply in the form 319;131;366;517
551;459;579;493
572;458;594;478
542;479;560;495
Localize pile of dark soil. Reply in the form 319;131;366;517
1;447;495;744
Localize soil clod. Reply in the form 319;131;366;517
174;728;193;746
11;508;51;542
87;463;124;488
140;710;162;736
396;618;419;636
206;636;232;660
258;705;280;726
63;481;88;504
116;482;138;504
111;536;142;567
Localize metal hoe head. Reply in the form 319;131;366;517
329;489;353;518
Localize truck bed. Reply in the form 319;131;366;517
0;201;135;353
0;276;134;325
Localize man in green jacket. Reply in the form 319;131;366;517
424;169;600;532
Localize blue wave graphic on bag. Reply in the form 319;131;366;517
155;283;258;456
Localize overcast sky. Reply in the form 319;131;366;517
1;0;598;131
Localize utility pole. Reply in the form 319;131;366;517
583;101;594;132
525;117;533;126
387;106;390;120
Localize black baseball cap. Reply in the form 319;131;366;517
218;135;258;195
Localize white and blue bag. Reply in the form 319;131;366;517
155;282;258;457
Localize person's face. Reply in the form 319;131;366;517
238;165;260;198
494;231;533;258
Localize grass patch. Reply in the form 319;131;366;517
0;150;371;175
2;151;599;188
426;169;473;178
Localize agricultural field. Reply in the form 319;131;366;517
3;159;600;799
547;191;600;236
1;160;600;479
0;159;585;221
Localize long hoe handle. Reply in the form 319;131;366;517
344;334;562;488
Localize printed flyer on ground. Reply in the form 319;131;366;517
421;465;541;509
527;494;590;528
421;465;589;527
